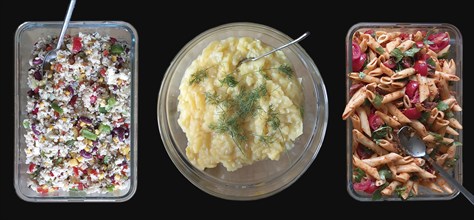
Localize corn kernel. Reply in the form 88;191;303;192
98;78;103;83
85;50;92;55
98;173;105;180
126;152;130;161
65;90;70;96
114;174;121;181
84;146;90;152
77;156;84;163
69;158;78;166
113;137;119;143
39;102;44;108
62;117;67;122
120;146;130;155
111;56;117;62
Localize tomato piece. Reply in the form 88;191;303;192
405;80;419;99
356;145;374;159
403;107;422;120
369;113;384;131
103;49;109;56
414;60;428;76
428;32;449;52
352;42;361;61
73;167;79;176
77;183;84;191
100;68;107;77
29;163;36;173
37;186;49;194
352;53;367;72
383;58;396;69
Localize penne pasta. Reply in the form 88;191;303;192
349;72;380;84
381;180;401;196
436;176;453;194
376;139;399;152
442;59;456;75
423;134;454;145
445;126;459;136
436;71;460;81
385;38;401;53
386;103;411;124
342;87;367;120
396;40;415;52
365;58;378;72
420;181;443;193
409;120;428;137
375;111;401;128
448;118;463;129
362;152;403;167
353;155;380;180
353;129;389;156
401;180;414;200
350;114;362;133
391;68;416;80
379;62;395;76
417;74;430;103
382;89;405;104
368;67;384;77
356;107;371;137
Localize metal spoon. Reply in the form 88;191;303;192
397;126;474;205
236;31;310;68
41;0;76;74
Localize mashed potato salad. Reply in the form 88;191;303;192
178;37;303;171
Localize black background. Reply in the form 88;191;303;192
2;0;473;217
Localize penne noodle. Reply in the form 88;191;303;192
353;129;389;156
401;180;414;200
427;108;438;126
362;152;403;167
412;182;419;196
394;156;414;165
382;89;405;104
413;158;425;167
426;78;439;101
368;67;384;76
427;49;438;60
436;153;449;166
377;139;399;152
395;173;411;183
385;38;401;53
413;31;423;41
447;144;457;159
349;72;380;84
365;57;378;72
448;118;463;129
403;95;411;108
368;49;377;62
442;59;456;75
359;38;368;53
452;104;462;112
396;40;415;52
379;62;394;76
391;81;407;89
377;84;398;92
391;68;416;80
342;87;367;120
423;134;454;145
420;181;444;193
366;35;386;55
386;103;411;124
437;77;450;100
437;44;451;57
356;107;371;137
445;126;459;136
417;74;430;103
353;155;380;180
436;176;453;194
375;111;401;128
432;119;450;136
409;120;428;138
380;76;393;85
396;163;437;179
350;114;362;132
381;180;401;196
436;71;460;81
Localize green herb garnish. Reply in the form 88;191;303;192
99;107;107;113
99;123;111;134
445;110;454;119
390;48;404;63
220;75;238;87
23;119;30;129
358;72;366;79
445;156;458;168
51;102;63;114
110;44;124;55
438;52;449;59
404;47;421;57
267;105;280;131
378;168;392;181
427;58;436;68
106;184;115;192
103;155;111;164
429;132;443;142
395;186;407;199
80;129;97;141
372;125;392;140
436;101;449;111
373;94;383;107
372;183;389;200
354;167;365;183
65;140;75;146
189;69;207;85
376;46;385;55
278;64;293;78
419;111;430;123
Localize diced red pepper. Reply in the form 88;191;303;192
90;95;97;104
72;37;82;54
73;167;79;176
100;68;107;77
29;163;36;173
37;186;49;194
103;50;109;56
49;171;54;177
77;183;84;191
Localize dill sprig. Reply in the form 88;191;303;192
278;64;293;78
256;134;275;147
209;115;246;155
205;92;222;105
267;105;280;131
220;75;238;87
189;69;207;85
236;84;267;117
258;67;271;80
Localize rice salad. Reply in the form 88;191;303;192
23;32;131;194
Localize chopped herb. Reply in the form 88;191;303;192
99;107;107;113
372;125;392;140
358;72;366;79
107;97;116;107
372;183;389;200
23;119;30;129
426;58;437;68
299;106;304;119
376;46;385;55
429;132;443;142
452;142;463;147
378;169;392;181
362;54;369;70
419;111;430;124
438;52;449;59
354;167;365;183
395;186;407;199
80;129;97;141
209;115;246;154
69;188;79;192
410;175;419;181
445;110;454;119
267;105;280;131
53;158;63;165
205;92;222;105
65;140;75;146
363;98;371;107
99;123;111;134
257;134;275;146
445;156;458;168
106;184;115;192
51;102;63;114
236;84;267;117
220;75;238;87
278;64;293;78
103;155;111;164
40;151;46;158
110;44;124;55
436;101;449;111
429;146;440;158
424;40;434;45
189;69;207;85
373;94;383;107
404;47;421;57
390;48;404;63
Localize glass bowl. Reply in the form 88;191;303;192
14;21;138;202
158;22;328;200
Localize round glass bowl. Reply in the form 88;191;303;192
158;22;328;200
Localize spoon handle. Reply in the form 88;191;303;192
424;155;474;205
250;32;310;61
56;0;76;50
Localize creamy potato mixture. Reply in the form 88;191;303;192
178;37;303;171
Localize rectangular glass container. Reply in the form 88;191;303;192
14;21;138;202
346;23;463;201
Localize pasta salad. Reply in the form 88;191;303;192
344;29;462;200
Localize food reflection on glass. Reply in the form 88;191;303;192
178;37;304;171
344;29;462;200
23;33;132;194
